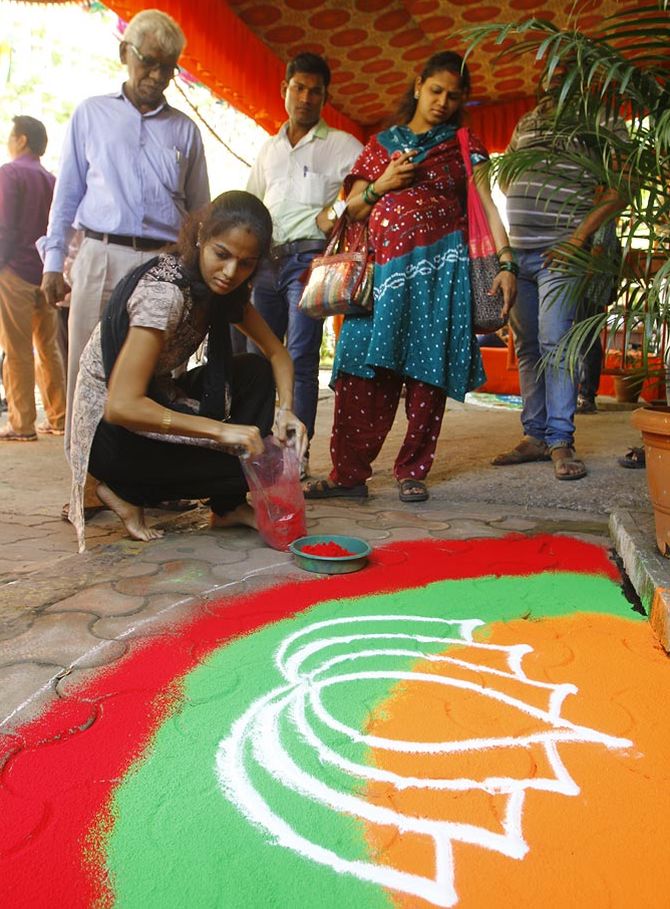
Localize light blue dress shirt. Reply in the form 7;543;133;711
42;87;210;272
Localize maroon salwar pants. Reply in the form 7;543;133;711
329;369;447;487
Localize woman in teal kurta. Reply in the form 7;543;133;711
306;52;516;503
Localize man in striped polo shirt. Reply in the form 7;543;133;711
492;71;624;480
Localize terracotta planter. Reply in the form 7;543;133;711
632;406;670;557
613;373;645;403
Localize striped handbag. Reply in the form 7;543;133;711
298;214;374;319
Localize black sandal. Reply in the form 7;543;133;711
303;479;368;500
617;447;646;469
398;478;429;503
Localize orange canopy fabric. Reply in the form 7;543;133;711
37;0;624;150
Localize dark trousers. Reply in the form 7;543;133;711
578;336;603;401
88;354;275;515
250;252;323;439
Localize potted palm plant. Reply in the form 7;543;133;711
465;0;670;556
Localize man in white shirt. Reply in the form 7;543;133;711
247;53;362;476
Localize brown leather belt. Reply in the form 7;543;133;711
270;238;326;260
84;229;167;251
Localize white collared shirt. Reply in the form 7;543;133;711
247;119;362;244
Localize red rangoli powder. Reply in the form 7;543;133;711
301;541;356;557
254;496;307;551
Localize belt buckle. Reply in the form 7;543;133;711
131;236;141;251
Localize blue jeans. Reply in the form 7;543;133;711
510;248;582;450
250;252;323;439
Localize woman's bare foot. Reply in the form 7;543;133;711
96;483;164;542
210;502;257;530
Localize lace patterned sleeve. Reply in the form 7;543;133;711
127;279;185;334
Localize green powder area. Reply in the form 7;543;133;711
105;570;637;908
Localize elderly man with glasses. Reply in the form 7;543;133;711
40;9;209;486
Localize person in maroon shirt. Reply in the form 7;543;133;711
0;116;65;440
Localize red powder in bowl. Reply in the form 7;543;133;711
300;541;357;558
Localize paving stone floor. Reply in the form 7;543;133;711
2;380;668;736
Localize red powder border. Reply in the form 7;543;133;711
0;535;618;907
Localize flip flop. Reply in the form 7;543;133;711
398;478;429;503
551;446;587;481
618;446;646;469
303;479;368;500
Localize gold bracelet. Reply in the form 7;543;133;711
160;408;172;434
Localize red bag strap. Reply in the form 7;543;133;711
324;212;370;257
457;126;473;177
324;213;349;256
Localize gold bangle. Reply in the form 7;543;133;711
160;408;172;434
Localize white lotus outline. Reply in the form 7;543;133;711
216;615;633;907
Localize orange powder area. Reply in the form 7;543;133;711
362;614;670;908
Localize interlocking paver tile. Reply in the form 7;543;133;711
490;516;542;531
0;663;60;731
0;612;125;668
304;501;374;521
210;549;291;582
107;559;162;579
429;521;508;540
91;592;205;641
306;516;392;540
2;513;59;527
0;610;34;642
358;509;451;529
114;558;217;596
55;663;120;701
0;524;37;545
146;533;252;566
44;583;145;617
3;700;101;785
233;568;310;595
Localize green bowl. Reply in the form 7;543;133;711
289;534;372;574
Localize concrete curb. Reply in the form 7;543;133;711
610;509;670;651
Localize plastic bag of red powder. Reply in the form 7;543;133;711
241;436;307;551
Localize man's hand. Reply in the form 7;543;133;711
41;272;69;308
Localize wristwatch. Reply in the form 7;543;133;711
327;200;346;222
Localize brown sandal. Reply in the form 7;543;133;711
492;436;550;466
551;446;587;481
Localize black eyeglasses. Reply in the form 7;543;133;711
126;43;180;79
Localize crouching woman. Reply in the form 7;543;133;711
67;191;306;550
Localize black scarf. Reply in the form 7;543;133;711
99;255;246;420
